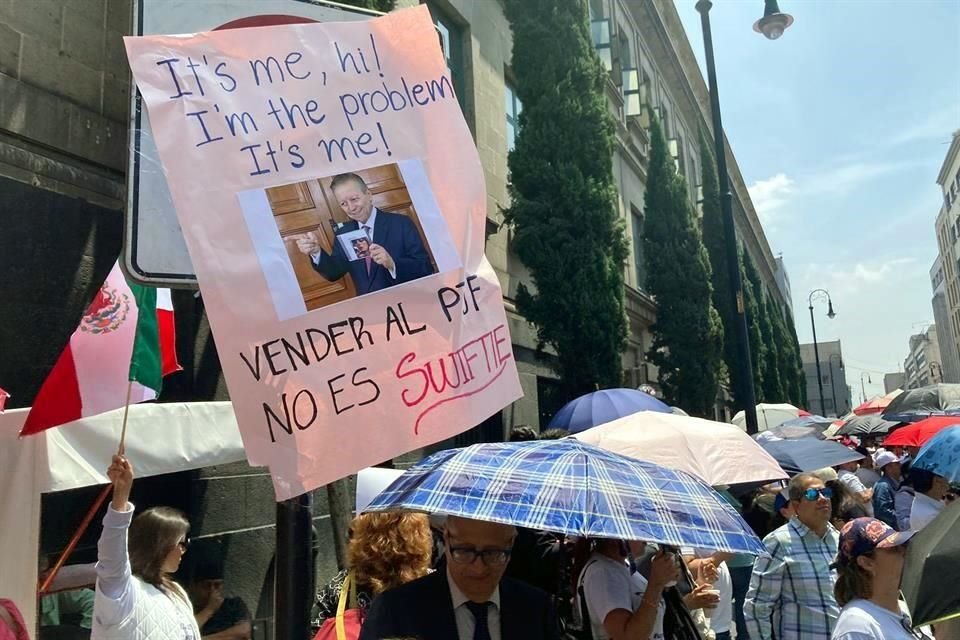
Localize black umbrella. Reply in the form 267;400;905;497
758;437;863;475
836;414;900;437
884;384;960;423
902;501;960;627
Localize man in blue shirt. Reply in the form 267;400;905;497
871;450;905;529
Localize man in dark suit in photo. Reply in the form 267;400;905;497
359;515;560;640
295;172;434;295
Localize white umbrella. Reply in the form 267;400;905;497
574;411;788;486
731;403;806;432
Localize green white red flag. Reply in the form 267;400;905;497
19;262;180;436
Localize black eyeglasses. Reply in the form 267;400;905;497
448;546;512;567
177;538;191;552
803;487;833;501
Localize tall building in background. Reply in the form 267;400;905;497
931;257;960;382
934;131;960;384
903;325;943;389
800;340;852;417
884;372;906;394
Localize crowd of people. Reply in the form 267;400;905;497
4;426;956;640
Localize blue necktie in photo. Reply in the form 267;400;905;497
465;601;492;640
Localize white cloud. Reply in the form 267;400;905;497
748;173;794;227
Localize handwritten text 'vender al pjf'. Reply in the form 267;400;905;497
240;276;514;442
153;34;454;177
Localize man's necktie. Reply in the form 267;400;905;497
465;601;492;640
362;224;372;274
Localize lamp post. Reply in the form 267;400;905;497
808;289;836;416
828;353;843;417
860;371;872;403
695;0;791;433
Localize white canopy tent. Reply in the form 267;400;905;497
0;402;247;631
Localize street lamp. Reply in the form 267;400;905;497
828;353;843;417
808;289;836;416
753;0;795;40
860;371;872;403
696;0;791;433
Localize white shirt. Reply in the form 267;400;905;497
447;569;501;640
831;599;918;640
580;553;665;640
855;468;881;489
704;561;733;634
910;493;944;531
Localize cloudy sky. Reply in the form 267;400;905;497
673;0;960;401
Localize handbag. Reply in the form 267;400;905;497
313;572;364;640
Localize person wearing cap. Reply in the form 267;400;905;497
871;450;904;529
831;518;919;639
744;473;841;640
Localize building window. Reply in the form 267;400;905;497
622;68;643;117
427;4;466;113
505;82;521;152
632;209;646;290
591;18;612;71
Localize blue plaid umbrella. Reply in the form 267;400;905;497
365;439;764;554
912;425;960;483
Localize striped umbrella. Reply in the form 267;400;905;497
366;439;764;554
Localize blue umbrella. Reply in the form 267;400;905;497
759;437;863;475
366;439;764;554
547;388;671;433
912;425;960;483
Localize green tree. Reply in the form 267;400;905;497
785;308;808;407
741;251;767;401
503;0;628;398
759;291;787;402
335;0;395;11
770;300;802;406
642;115;724;415
700;132;748;411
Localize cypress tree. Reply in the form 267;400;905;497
642;116;724;416
741;251;766;401
336;0;396;11
785;308;808;407
700;132;747;412
759;291;787;401
503;0;628;398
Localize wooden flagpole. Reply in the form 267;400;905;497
38;380;136;595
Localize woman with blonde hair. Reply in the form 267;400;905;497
313;512;433;626
92;454;200;638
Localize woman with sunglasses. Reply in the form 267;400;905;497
832;518;927;640
91;454;201;639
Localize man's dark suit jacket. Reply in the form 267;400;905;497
358;570;560;640
311;209;433;295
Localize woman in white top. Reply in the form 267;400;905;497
907;469;947;532
92;454;201;639
831;517;927;640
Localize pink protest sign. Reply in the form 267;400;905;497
124;6;522;500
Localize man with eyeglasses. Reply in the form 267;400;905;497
744;473;841;640
359;515;560;640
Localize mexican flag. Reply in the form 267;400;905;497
20;262;181;436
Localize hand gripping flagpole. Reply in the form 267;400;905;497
38;380;135;595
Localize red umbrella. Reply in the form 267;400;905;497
883;416;960;448
853;390;903;416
